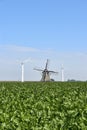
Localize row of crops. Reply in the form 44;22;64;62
0;81;87;129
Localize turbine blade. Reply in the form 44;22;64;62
23;58;31;63
49;71;58;74
17;58;31;64
34;68;43;71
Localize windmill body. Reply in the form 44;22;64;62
34;59;58;81
41;70;51;81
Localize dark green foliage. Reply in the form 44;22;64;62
0;82;87;129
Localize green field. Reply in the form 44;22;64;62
0;82;87;130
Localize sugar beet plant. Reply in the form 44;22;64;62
0;82;87;129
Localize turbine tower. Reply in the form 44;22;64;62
18;58;31;82
61;64;64;82
21;62;24;82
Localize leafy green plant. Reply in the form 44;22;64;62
0;82;87;129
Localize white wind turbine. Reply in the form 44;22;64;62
18;58;31;82
61;64;64;82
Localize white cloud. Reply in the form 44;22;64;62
0;44;39;52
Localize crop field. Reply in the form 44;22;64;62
0;82;87;130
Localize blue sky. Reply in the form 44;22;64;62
0;0;87;81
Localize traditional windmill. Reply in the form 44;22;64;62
34;59;58;81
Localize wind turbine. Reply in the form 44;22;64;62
61;64;64;82
18;58;31;82
21;62;24;82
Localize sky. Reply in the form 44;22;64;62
0;0;87;81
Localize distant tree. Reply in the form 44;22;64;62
67;79;76;82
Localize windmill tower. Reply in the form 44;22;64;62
61;64;64;82
34;59;58;81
